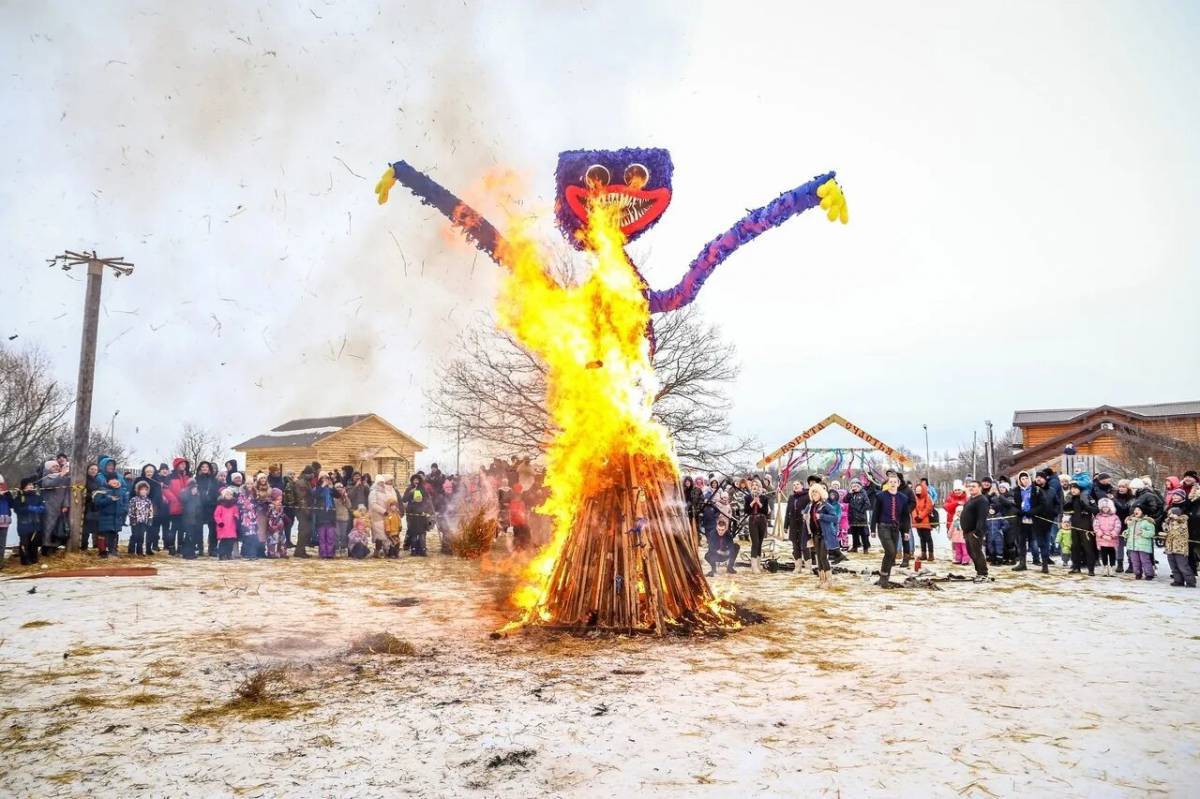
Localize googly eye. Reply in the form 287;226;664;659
584;164;610;189
624;163;649;190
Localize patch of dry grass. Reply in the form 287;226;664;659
65;644;116;658
121;692;165;708
60;693;110;710
2;551;102;576
15;665;102;686
184;666;316;724
349;632;416;656
46;770;82;785
137;657;184;686
20;620;55;629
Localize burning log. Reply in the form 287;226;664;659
516;453;738;635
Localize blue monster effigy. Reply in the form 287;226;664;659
375;147;846;345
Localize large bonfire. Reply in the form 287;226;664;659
491;197;738;635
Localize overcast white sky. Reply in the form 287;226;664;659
2;1;1198;470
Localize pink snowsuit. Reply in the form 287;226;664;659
1093;511;1122;549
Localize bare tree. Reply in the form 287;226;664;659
0;344;72;480
174;423;226;468
427;304;753;471
51;428;131;472
1108;437;1200;482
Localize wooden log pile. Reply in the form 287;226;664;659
533;453;736;634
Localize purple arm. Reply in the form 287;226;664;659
648;171;835;314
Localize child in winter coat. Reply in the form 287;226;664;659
213;488;240;560
1124;507;1156;580
0;474;11;568
14;478;46;566
1163;506;1195;587
1092;498;1122;576
348;505;371;559
1057;518;1073;568
236;480;258;559
384;500;403;558
128;480;156;556
266;488;287;558
948;503;968;565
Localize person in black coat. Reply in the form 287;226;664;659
1089;473;1114;504
743;479;772;573
871;477;910;586
195;461;220;557
846;478;872;553
885;471;915;566
783;481;810;564
1063;484;1098;576
957;478;990;579
1011;471;1044;572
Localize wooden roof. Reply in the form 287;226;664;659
1013;401;1200;427
1002;415;1196;473
233;413;425;452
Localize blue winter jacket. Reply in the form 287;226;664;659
814;500;841;549
15;491;46;535
93;455;128;532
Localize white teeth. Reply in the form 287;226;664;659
590;193;652;227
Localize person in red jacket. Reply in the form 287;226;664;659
510;483;531;552
912;482;936;561
166;457;191;556
943;480;968;534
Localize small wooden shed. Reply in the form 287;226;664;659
233;414;425;482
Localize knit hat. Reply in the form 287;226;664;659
953;479;964;491
1129;478;1146;491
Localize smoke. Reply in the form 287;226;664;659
0;2;692;465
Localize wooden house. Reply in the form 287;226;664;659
233;414;425;482
1002;401;1200;474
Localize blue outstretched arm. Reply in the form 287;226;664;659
648;171;837;314
379;160;506;264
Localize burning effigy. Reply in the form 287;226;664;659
376;148;846;634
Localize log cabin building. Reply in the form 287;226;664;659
233;414;425;482
1002;401;1200;475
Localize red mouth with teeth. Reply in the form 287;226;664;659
564;184;672;237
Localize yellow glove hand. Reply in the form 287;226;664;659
816;178;849;224
374;166;397;205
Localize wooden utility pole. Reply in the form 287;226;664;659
47;251;135;552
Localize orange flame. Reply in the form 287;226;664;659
490;194;677;630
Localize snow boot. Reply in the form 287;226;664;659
706;562;717;578
1012;562;1027;571
1041;561;1049;574
751;557;761;574
876;572;891;588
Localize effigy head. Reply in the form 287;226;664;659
555;147;673;247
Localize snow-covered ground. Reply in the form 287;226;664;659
1;538;1197;798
